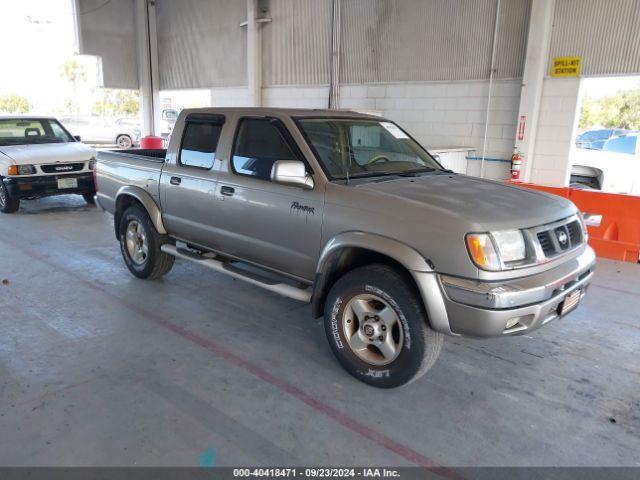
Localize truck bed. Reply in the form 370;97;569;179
95;149;167;215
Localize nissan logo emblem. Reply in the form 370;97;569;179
55;165;73;171
557;230;568;245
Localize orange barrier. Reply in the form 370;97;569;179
514;182;640;263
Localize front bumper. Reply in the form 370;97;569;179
3;173;95;199
415;246;596;337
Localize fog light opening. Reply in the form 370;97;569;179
505;317;522;330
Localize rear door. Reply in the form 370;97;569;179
213;115;325;281
160;113;227;246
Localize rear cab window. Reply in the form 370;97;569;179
179;115;224;169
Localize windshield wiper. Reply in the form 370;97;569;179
337;167;453;181
346;171;404;179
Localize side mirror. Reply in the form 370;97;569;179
271;160;314;190
431;153;441;162
74;135;82;142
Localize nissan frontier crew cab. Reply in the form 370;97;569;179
95;108;596;388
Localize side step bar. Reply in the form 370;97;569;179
160;244;312;303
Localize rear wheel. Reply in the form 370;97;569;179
82;193;96;204
116;135;133;149
119;205;174;279
324;264;443;388
0;180;19;213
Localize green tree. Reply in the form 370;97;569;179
580;85;640;130
114;90;140;116
61;59;86;86
579;95;598;129
0;94;29;114
92;89;140;117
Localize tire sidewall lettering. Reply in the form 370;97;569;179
330;297;344;349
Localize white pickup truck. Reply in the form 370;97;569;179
571;133;640;195
0;116;97;213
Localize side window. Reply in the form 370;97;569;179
50;122;70;142
179;121;222;169
232;118;297;180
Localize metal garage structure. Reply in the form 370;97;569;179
2;0;640;471
75;0;640;185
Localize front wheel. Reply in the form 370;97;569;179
324;264;443;388
119;205;174;279
0;180;19;213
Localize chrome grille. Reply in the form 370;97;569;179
567;221;582;244
536;231;555;256
534;218;583;259
40;163;84;173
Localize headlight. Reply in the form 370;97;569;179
466;230;526;271
8;164;36;176
88;157;96;170
466;233;501;271
492;230;526;262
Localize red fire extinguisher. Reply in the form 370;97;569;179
511;149;523;181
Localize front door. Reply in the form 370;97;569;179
214;116;325;281
160;113;227;247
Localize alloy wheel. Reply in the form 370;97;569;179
125;220;149;265
342;293;404;366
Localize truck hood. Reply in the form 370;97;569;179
0;142;96;166
355;173;577;230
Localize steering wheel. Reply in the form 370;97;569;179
366;154;391;165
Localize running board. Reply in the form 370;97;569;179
160;244;312;303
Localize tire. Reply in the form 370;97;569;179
324;264;443;388
116;135;133;149
118;205;174;279
82;193;96;204
0;180;19;213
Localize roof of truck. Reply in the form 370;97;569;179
179;107;385;120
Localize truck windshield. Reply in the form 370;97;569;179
0;118;75;146
297;118;443;179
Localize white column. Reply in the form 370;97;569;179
136;0;161;137
247;0;262;107
515;0;555;183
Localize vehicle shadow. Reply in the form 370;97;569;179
17;195;97;215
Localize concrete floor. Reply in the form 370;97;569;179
0;195;638;468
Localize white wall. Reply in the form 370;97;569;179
528;77;582;186
211;85;330;108
338;80;520;179
210;87;252;107
210;80;520;180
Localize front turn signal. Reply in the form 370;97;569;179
466;233;501;271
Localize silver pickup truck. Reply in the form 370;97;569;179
95;108;596;388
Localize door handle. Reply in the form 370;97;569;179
170;176;182;186
220;186;235;197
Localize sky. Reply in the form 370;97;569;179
0;0;79;93
0;0;209;115
0;0;105;114
581;76;640;99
